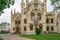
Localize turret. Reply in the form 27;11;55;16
26;0;29;7
21;0;25;14
43;0;47;15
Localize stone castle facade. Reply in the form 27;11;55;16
10;0;60;34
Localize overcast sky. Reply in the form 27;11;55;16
0;0;54;24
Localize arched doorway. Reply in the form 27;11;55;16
29;24;33;31
39;23;43;31
15;26;21;34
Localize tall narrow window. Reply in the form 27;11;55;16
24;26;26;31
31;13;35;21
51;18;53;23
51;26;54;31
46;18;49;23
13;28;15;31
24;19;27;24
46;26;49;31
37;13;41;20
30;24;33;31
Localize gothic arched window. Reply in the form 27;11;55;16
46;18;49;23
46;26;49;31
37;13;41;20
51;18;53;23
30;24;33;31
24;26;26;31
31;13;35;21
51;26;54;31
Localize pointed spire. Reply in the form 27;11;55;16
21;0;24;14
26;0;29;6
11;9;13;15
14;9;16;13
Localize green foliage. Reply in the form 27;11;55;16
0;0;15;15
0;37;3;40
51;0;59;5
0;22;10;26
35;27;41;35
51;0;60;9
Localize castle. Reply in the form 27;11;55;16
10;0;60;34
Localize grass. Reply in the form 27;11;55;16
0;37;3;40
20;33;60;40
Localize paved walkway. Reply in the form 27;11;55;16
0;34;34;40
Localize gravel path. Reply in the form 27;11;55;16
0;34;34;40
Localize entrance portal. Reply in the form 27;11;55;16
15;26;21;34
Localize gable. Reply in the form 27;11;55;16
26;0;44;14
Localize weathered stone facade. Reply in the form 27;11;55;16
10;0;60;34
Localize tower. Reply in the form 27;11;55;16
43;0;47;15
42;0;47;34
21;0;25;14
26;0;29;6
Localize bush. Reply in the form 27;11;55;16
35;27;41;35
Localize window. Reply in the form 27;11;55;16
46;26;49;31
39;23;43;30
24;19;27;24
13;28;15;31
31;13;35;21
34;3;38;7
37;13;41;20
51;18;53;23
15;21;21;25
51;26;54;31
24;26;26;31
46;18;49;23
30;24;33;31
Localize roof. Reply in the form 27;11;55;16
46;11;55;16
12;12;22;18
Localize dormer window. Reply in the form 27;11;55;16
15;21;21;25
34;3;38;7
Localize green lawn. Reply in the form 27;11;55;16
20;34;60;40
0;37;3;40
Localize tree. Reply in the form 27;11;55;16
0;22;10;26
35;27;41;35
51;0;60;9
0;0;15;15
